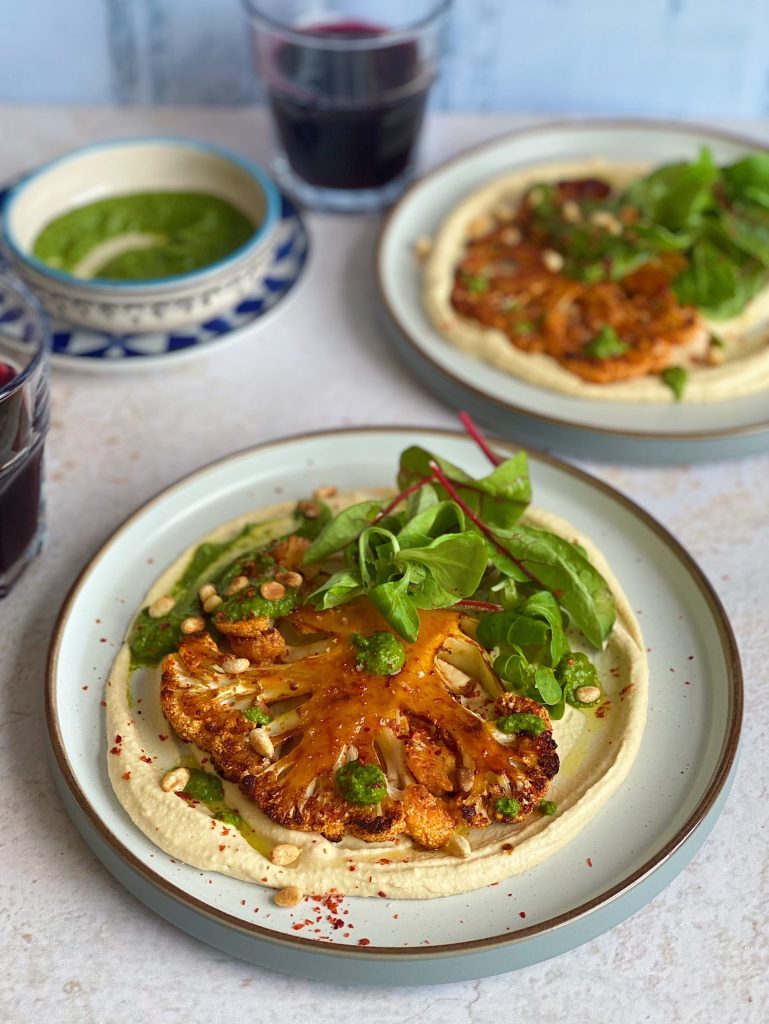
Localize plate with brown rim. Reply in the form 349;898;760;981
46;427;741;983
376;121;769;463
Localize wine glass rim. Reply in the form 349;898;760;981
0;272;50;403
242;0;452;46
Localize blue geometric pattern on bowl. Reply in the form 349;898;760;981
0;190;308;365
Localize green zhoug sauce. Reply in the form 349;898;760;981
32;192;256;280
128;518;285;670
181;763;270;857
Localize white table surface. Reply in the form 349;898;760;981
2;105;766;1023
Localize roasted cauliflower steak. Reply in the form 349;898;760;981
160;596;559;848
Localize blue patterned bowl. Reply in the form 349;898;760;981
1;137;281;333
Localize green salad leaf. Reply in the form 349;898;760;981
304;446;615;658
398;446;531;529
487;523;616;649
623;146;718;230
304;499;384;564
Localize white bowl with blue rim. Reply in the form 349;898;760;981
1;138;282;334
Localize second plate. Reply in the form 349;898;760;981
377;121;769;463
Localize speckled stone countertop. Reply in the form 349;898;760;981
1;106;766;1023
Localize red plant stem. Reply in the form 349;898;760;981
456;598;504;612
459;411;503;467
373;473;437;523
429;459;544;589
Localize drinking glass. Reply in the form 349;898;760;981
0;271;50;597
244;0;451;212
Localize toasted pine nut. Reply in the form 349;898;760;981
500;226;522;246
198;583;216;603
275;570;303;589
148;595;175;619
574;685;601;705
260;580;286;601
491;201;515;221
297;500;320;519
542;249;564;273
161;767;190;793
181;616;205;634
249;728;275;758
313;485;337;500
589;210;622;235
413;235;433;262
467;214;494;239
222;657;250;674
226;575;249;596
446;834;472;859
457;767;474;793
562;199;581;223
203;594;222;613
270;844;301;867
274;885;304;908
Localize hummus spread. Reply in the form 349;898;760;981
106;494;647;899
422;159;769;402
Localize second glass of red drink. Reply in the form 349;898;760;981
244;0;451;212
0;272;49;597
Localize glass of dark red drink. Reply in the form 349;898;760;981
244;0;451;211
0;272;49;597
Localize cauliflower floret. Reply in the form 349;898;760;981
160;597;559;848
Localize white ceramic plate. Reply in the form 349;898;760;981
46;428;741;984
377;121;769;463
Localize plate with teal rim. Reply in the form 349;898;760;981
46;427;741;984
377;120;769;463
0;186;309;372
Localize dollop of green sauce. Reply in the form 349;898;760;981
184;766;224;803
335;760;388;806
32;191;255;280
496;712;547;737
215;583;299;624
176;764;270;856
494;796;522;820
128;519;285;669
351;631;406;675
555;651;601;706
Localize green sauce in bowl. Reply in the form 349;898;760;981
32;191;256;281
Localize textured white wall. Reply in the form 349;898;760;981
2;0;769;115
